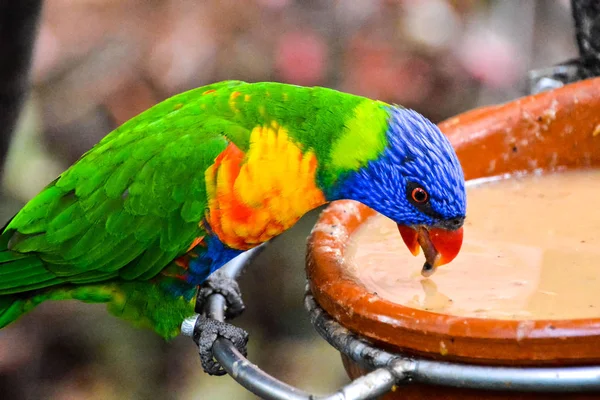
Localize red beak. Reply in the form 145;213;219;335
397;224;464;277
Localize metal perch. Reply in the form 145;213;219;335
181;248;600;399
181;246;399;400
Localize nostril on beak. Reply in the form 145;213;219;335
438;216;465;230
449;216;465;229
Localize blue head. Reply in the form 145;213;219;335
334;106;466;275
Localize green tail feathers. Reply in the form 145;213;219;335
0;279;117;330
0;249;62;328
0;245;113;328
0;247;49;328
0;294;28;328
0;243;193;338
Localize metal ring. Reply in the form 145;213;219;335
305;290;600;393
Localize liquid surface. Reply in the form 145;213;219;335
345;169;600;320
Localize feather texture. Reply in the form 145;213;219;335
0;80;466;339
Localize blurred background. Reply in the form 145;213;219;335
0;0;579;399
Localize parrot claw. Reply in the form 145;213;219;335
195;270;245;319
192;315;249;376
191;269;248;375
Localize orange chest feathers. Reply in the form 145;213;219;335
204;122;326;250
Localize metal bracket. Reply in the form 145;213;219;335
527;62;580;94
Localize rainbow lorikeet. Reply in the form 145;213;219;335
0;81;466;374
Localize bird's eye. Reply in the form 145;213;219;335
406;181;439;218
406;182;430;207
411;187;428;203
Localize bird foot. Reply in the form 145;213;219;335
192;315;249;376
195;270;245;319
190;270;248;375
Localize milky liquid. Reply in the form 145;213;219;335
345;170;600;320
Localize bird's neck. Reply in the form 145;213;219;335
314;103;391;202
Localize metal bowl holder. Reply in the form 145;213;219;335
181;247;600;400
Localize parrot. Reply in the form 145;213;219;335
0;80;466;374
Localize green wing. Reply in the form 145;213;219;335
0;81;252;294
0;79;374;295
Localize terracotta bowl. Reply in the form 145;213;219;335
306;78;600;399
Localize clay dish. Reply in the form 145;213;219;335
307;78;600;369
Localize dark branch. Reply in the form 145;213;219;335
571;0;600;78
0;0;43;173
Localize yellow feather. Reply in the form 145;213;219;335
206;121;326;250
